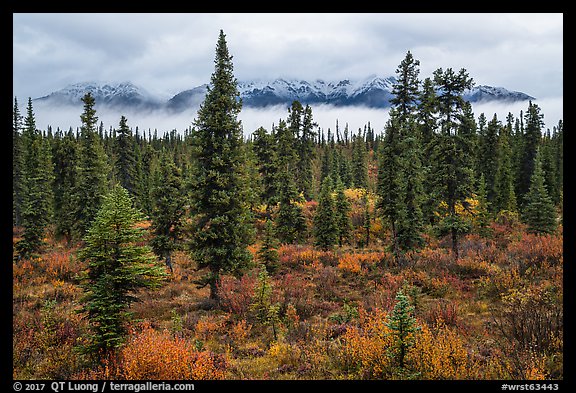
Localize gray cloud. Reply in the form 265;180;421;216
14;12;562;127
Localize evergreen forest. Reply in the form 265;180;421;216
13;30;563;382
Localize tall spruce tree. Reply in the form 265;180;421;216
16;98;54;259
494;113;518;213
113;116;138;198
252;126;278;211
334;179;352;247
522;149;557;234
274;119;307;244
79;185;166;356
377;113;403;256
52;128;80;243
150;149;186;273
378;51;424;256
351;133;368;189
13;97;24;227
478;114;501;206
189;30;254;303
430;68;475;260
518;101;544;204
417;77;439;226
73;92;109;237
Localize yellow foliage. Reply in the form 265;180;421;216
268;341;302;368
408;322;472;379
339;307;394;378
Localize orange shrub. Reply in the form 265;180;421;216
337;253;363;274
506;232;563;273
338;307;394;378
408;322;473;379
113;324;227;380
337;251;387;274
194;314;227;341
42;249;81;281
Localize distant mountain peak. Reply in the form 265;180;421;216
33;76;535;113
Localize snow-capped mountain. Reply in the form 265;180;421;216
33;76;534;112
34;81;163;110
165;75;399;111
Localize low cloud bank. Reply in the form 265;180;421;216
32;96;562;138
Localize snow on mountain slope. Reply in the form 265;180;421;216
34;77;535;113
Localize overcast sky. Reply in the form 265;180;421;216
12;13;563;132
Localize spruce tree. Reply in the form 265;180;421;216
351;133;368;189
274;119;307;244
150;149;186;273
478;114;501;206
334;179;352;247
313;175;338;250
386;289;420;371
494;114;518;214
52;128;80;243
523;149;557;234
417;77;439;226
258;219;280;273
475;174;492;237
430;68;475;260
73;92;109;237
377;113;403;256
13;97;24;227
113;115;138;198
189;30;254;303
518;101;544;203
16;98;54;259
275;168;307;244
79;185;166;356
252;126;278;211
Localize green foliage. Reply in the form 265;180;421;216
78;185;166;357
189;30;254;302
150;149;186;269
258;219;280;273
334;180;352;246
73;93;109;237
386;289;421;370
313;176;338;250
522;149;557;234
113;116;138;198
16;98;54;259
275;169;307;244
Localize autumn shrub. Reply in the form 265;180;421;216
274;272;316;318
278;245;338;270
424;300;461;329
268;340;303;370
313;265;339;300
13;300;85;379
494;283;562;359
92;323;228;380
217;272;257;316
42;248;81;280
337;253;363;274
194;313;227;342
477;265;522;300
337;307;395;379
506;231;563;275
407;322;474;379
412;247;453;271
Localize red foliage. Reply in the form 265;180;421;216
217;273;257;316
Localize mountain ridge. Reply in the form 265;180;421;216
34;76;535;112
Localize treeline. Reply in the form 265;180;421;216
12;60;563;260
